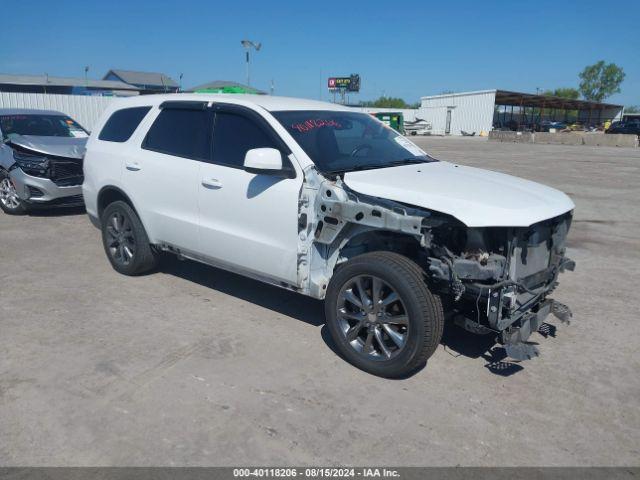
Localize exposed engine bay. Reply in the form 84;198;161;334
296;165;575;360
10;142;84;187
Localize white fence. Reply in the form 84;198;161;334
0;92;116;131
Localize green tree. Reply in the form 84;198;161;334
363;96;411;109
542;88;580;99
579;61;625;102
625;105;640;113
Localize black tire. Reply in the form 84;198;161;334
325;251;444;378
101;200;158;275
0;170;27;215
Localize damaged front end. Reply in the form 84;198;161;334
426;212;575;360
298;166;575;361
6;142;85;206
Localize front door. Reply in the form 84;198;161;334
197;105;302;285
445;109;452;134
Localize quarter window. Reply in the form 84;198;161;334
212;112;279;168
98;107;151;142
143;108;210;160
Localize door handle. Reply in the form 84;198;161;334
125;162;141;171
201;178;223;189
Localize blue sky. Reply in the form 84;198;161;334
2;0;638;105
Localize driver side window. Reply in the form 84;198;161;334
212;112;279;168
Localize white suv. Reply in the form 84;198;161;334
83;94;576;377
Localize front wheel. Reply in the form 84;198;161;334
325;252;444;378
0;171;27;215
101;200;158;275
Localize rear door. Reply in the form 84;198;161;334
197;104;302;285
123;101;211;252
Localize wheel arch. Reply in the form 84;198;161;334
310;227;426;299
97;185;139;221
335;228;425;270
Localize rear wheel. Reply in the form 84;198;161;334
0;172;27;215
101;201;158;275
325;251;444;378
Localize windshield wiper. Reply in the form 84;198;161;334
349;158;427;171
323;158;429;176
386;158;428;167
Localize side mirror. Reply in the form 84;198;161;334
243;147;283;175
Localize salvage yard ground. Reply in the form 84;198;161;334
0;137;638;466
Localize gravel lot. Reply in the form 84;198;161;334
1;137;638;466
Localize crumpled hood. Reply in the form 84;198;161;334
343;161;575;227
8;135;86;159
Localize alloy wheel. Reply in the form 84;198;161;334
105;211;137;266
336;275;409;361
0;178;21;210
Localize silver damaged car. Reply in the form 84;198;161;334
0;108;88;214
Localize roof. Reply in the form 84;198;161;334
495;90;622;110
0;73;138;90
187;80;265;94
105;69;178;88
421;89;498;100
104;93;352;113
0;108;65;116
422;89;623;110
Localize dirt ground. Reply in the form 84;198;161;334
1;137;638;466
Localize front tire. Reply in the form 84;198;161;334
325;252;444;378
0;171;27;215
101;201;158;275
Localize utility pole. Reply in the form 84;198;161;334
241;40;261;86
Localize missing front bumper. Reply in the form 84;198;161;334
502;299;573;361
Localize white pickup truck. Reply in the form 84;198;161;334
83;94;575;377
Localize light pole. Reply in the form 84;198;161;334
241;39;261;86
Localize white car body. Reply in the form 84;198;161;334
83;94;575;365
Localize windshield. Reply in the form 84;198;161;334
0;114;88;138
273;111;437;174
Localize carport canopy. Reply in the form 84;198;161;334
495;90;622;111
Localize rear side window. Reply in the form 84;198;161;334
143;109;210;160
98;107;151;142
212;112;279;167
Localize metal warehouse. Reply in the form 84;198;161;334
419;89;624;135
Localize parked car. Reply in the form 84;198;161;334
536;121;567;132
606;121;640;135
83;95;576;377
0;108;87;214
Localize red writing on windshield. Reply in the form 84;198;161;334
291;119;341;133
